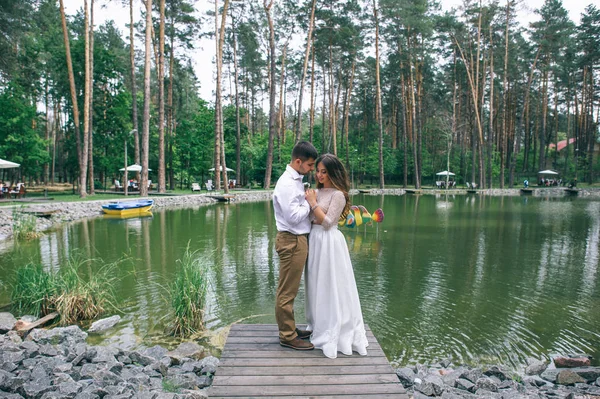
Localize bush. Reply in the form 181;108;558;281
12;208;41;240
11;254;119;325
169;245;210;337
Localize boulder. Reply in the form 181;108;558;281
0;313;17;334
166;342;205;362
556;370;585;385
525;358;548;375
87;316;121;333
553;356;591;368
396;367;416;387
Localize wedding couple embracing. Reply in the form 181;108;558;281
272;141;369;359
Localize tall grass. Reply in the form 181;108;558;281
11;254;119;325
12;208;41;240
169;246;210;337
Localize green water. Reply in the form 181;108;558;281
1;194;599;370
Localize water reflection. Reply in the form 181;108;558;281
0;196;599;369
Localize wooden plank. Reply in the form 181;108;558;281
215;365;396;376
212;374;400;386
220;348;387;358
219;357;389;367
211;395;407;399
14;312;59;333
209;383;405;397
212;324;405;398
228;329;376;338
223;342;382;352
225;336;378;344
230;324;373;332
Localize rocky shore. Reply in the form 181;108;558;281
1;312;600;399
0;313;216;398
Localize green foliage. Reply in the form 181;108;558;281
12;208;41;241
10;254;119;325
169;245;210;337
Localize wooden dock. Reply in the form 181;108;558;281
466;189;479;194
208;194;236;203
520;188;533;195
405;189;422;194
209;324;407;399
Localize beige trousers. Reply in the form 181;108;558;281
275;231;308;341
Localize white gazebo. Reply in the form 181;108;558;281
538;169;558;176
209;166;234;173
436;170;455;177
0;158;20;169
119;164;151;172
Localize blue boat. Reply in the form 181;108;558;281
102;199;154;216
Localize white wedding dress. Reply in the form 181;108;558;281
305;188;369;359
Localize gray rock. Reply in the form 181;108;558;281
440;369;464;387
460;369;482;384
143;346;168;361
134;392;158;399
475;376;499;392
154;393;176;399
441;388;478;398
0;369;15;388
163;373;203;390
473;388;502;398
27;326;87;346
541;368;560;383
0;362;18;373
87;316;121;334
79;364;99;380
18;341;40;358
53;363;73;374
0;313;17;333
525;358;548;376
415;374;444;396
57;381;83;396
166;343;205;362
569;366;600;383
89;347;118;364
92;369;124;386
38;344;59;357
523;375;550;387
597;376;600;386
556;370;585;385
0;394;24;399
483;366;510;381
455;378;475;392
396;367;416;387
411;391;431;399
20;381;56;398
198;356;218;376
129;352;156;367
1;350;25;365
179;389;209;399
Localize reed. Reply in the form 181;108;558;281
169;246;210;337
11;254;119;325
12;208;41;240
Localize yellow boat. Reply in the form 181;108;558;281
101;199;153;216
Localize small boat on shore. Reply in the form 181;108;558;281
101;199;154;216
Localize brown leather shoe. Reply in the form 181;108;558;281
280;337;314;350
295;328;312;339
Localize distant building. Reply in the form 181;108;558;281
548;138;576;152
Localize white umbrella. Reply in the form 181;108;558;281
538;170;558;175
119;164;151;172
0;158;20;169
436;170;455;176
209;166;234;173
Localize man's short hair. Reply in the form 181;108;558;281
292;141;318;161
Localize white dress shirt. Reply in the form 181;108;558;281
273;164;311;235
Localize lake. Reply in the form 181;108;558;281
1;194;598;370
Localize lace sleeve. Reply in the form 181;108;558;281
321;190;346;230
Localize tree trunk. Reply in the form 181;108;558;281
232;13;241;182
295;0;316;143
263;0;276;190
157;0;166;193
218;0;230;193
168;28;174;189
309;37;316;144
81;0;90;198
88;0;95;195
374;0;384;189
130;0;139;166
140;0;152;197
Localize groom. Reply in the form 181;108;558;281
273;141;318;350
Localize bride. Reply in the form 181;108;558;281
304;153;368;359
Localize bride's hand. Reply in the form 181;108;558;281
305;189;317;206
